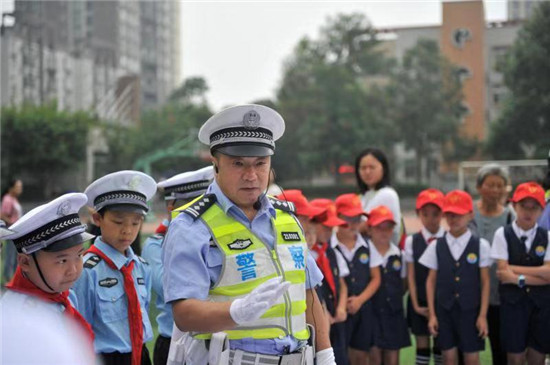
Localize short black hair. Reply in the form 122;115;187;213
354;148;391;194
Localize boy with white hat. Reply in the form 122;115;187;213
71;170;157;365
2;193;95;341
141;166;214;365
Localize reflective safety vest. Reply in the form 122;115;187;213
173;194;309;341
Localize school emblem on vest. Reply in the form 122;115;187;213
228;239;253;250
282;232;301;241
535;245;546;257
466;253;478;264
359;253;369;264
99;278;118;288
392;259;401;271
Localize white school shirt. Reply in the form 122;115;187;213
419;229;492;270
404;226;446;263
370;241;407;278
332;232;384;268
490;222;550;262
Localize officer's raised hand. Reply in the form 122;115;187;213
230;277;291;325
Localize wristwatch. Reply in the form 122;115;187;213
518;274;526;288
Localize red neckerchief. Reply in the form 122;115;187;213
311;242;337;304
154;222;168;235
87;245;143;365
6;266;94;342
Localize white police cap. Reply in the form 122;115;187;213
158;166;214;201
198;104;285;157
5;193;94;254
0;220;14;238
85;170;157;215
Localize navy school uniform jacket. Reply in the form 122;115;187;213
412;233;430;305
499;225;550;307
436;235;481;311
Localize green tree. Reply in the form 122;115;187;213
487;2;550;159
276;13;392;181
387;39;468;183
99;77;213;177
1;103;94;195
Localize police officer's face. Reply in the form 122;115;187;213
19;244;86;293
94;210;144;254
214;154;270;210
514;198;543;230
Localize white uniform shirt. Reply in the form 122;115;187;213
370;241;407;278
332;232;383;268
404;227;446;263
490;222;550;262
419;230;492;270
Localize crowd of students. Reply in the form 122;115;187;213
1;147;550;365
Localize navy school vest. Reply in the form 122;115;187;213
373;251;404;314
499;225;550;307
435;235;481;311
319;245;341;316
336;244;372;297
412;233;430;305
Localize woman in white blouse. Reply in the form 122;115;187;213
354;148;402;245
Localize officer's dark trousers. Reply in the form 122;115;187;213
153;335;171;365
101;345;152;365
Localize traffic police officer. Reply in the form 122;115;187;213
162;104;336;365
142;166;214;365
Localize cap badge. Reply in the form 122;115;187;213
56;201;71;217
128;176;141;190
242;110;260;130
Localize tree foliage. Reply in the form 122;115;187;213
487;2;550;158
1;102;94;193
275;13;393;181
387;39;469;182
99;77;213;178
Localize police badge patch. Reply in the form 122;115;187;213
228;239;253;250
99;278;118;288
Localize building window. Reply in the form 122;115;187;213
455;66;472;83
452;28;472;48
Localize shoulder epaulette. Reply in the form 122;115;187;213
149;233;164;241
268;196;295;213
84;255;102;269
181;194;217;220
138;256;149;265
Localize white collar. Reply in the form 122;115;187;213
512;221;537;239
446;229;471;245
421;226;445;242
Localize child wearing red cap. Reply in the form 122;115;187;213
404;189;445;365
367;205;411;365
420;190;491;365
310;198;350;365
333;193;382;365
490;182;550;364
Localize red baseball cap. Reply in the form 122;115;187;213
367;205;396;227
277;190;326;218
416;188;444;210
310;199;347;227
443;190;473;215
512;182;546;208
335;193;367;218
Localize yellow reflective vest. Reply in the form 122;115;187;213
173;194;309;341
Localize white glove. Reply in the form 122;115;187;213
316;348;336;365
229;277;291;325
